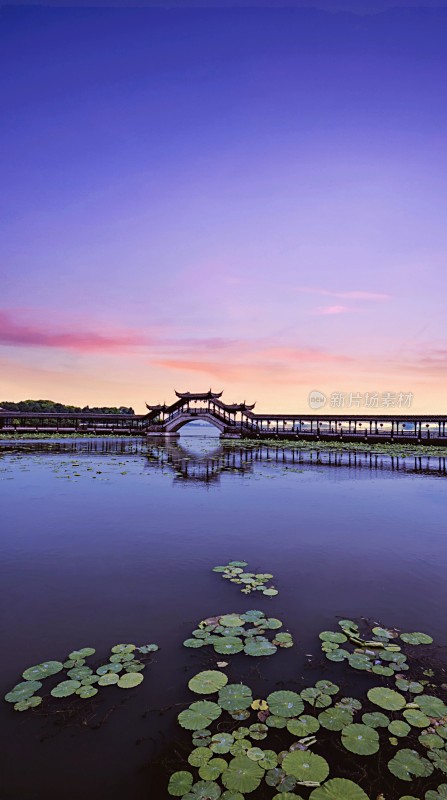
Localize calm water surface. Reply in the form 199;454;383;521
1;429;446;799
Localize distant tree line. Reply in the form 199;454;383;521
0;400;135;415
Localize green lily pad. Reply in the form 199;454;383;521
168;771;194;796
188;747;213;767
248;723;268;740
187;780;221;799
5;680;42;703
67;666;92;680
336;697;362;713
213;638;244;655
244;640;277;657
342;723;379;755
361;712;389;728
184;639;206;648
419;733;444;749
68;647;96;659
210;733;234;753
188;671;228;695
262;588;278;596
319;631;347;643
22;661;63;681
388;720;411;737
428;751;447;774
425;786;447;800
287;715;321;736
221;755;263;793
111;644;135;654
14;696;42;711
219;615;244;628
51;679;81;698
267;691;304;718
117;672;144;689
178;701;222;730
367;687;406;710
98;673;119;686
137;643;159;653
218;684;252;712
282;750;329;782
388;748;434;781
301;687;332;708
76;685;98;699
319;707;353;731
400;632;433;645
395;679;424;694
309;778;370;799
199;757;228;780
403;709;431;727
416;695;447;718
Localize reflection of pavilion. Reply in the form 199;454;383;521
144;439;447;484
145;439;256;483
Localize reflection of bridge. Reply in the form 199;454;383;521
145;439;447;483
1;389;447;446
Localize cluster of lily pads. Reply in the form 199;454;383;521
4;642;159;712
170;616;447;799
212;561;278;597
320;619;434;675
183;611;293;658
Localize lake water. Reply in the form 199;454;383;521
1;428;446;799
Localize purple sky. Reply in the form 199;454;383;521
1;4;446;412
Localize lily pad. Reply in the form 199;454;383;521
267;691;304;717
218;684;252;712
388;720;411;737
416;695;447;718
14;696;42;711
309;778;370;799
168;771;194;796
287;715;321;736
68;647;96;659
319;631;347;643
361;712;389;728
5;680;42;703
22;661;63;681
117;673;144;689
244;640;277;657
219;615;244;628
213;638;244;656
319;707;353;731
51;679;81;698
282;750;330;783
341;723;379;755
221;755;263;793
98;673;119;686
403;709;431;727
400;632;433;645
178;701;222;730
188;671;228;695
388;748;434;781
367;687;406;710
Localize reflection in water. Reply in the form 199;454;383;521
1;436;446;482
147;440;447;483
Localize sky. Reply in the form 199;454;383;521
1;4;446;413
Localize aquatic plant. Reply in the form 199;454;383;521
4;642;159;712
212;562;278;596
183;611;293;658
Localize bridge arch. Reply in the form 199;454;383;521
163;411;227;434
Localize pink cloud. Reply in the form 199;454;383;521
314;305;350;315
0;309;149;353
296;287;390;301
